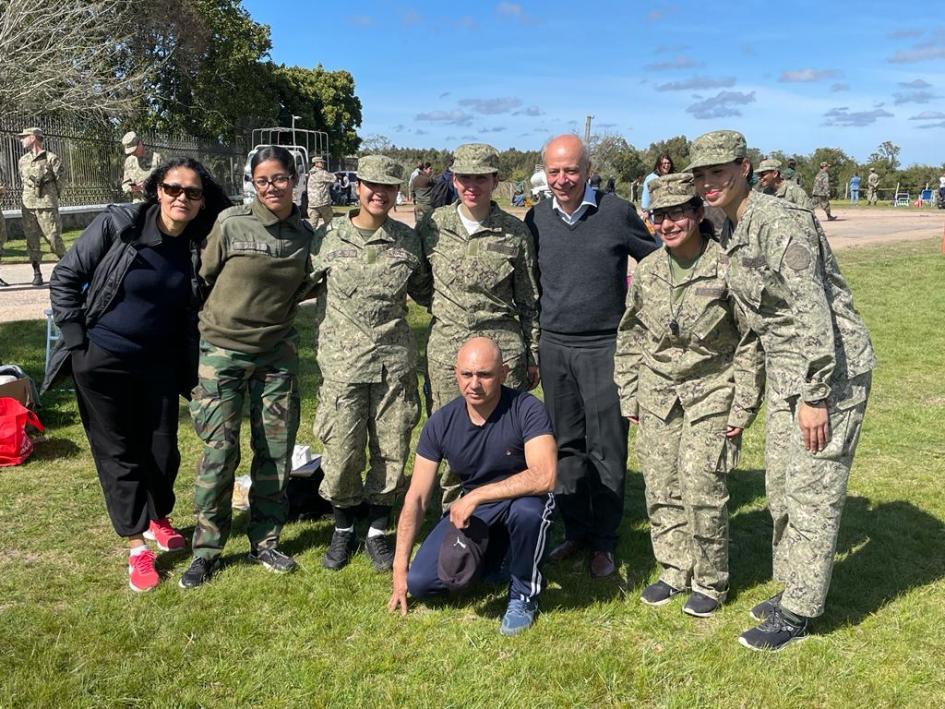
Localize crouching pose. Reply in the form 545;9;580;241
615;172;765;617
388;337;556;636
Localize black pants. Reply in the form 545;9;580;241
538;331;628;553
72;340;181;537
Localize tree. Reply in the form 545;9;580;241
0;0;155;116
868;141;901;171
359;135;394;154
643;136;690;174
589;134;645;184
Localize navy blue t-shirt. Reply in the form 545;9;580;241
416;387;553;491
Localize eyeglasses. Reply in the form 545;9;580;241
651;207;693;224
160;183;203;200
252;175;291;190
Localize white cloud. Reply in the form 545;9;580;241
822;107;894;127
778;68;839;83
458;97;522;114
686;91;756;119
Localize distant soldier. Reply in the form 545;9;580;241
756;159;813;209
306;157;335;228
18;127;65;286
412;162;434;223
811;162;836;221
867;168;880;205
0;167;8;287
781;158;799;184
310;155;432;572
121;131;162;203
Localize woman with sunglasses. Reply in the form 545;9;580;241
179;145;316;589
614;172;764;618
45;158;230;592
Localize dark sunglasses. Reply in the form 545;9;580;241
161;183;203;200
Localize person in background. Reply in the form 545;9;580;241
306;157;336;228
44;158;230;592
849;172;861;204
179;145;316;589
18;127;65;286
639;153;674;215
120;131;162;204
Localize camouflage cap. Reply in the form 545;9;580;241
756;158;782;174
649;172;697;211
686;130;747;171
452;143;500;175
357;154;404;185
121;131;141;155
18;127;43;139
311;156;325;165
820;161;829;168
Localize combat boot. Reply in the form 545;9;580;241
31;262;43;286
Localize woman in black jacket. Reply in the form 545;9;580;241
45;158;230;592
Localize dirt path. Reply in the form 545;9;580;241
2;206;942;324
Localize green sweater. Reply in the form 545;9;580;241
198;199;315;353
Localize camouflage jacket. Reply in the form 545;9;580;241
772;180;813;209
311;213;432;383
121;151;162;196
812;169;830;197
307;169;335;208
420;202;540;368
867;172;880;188
721;192;875;403
615;238;764;427
18;150;62;209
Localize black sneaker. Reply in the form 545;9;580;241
364;534;395;572
0;276;9;288
247;547;298;574
322;529;357;570
683;592;721;618
640;580;683;607
178;556;221;589
749;591;784;621
738;608;809;652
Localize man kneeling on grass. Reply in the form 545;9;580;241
388;337;557;635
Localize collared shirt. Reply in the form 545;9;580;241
552;184;597;226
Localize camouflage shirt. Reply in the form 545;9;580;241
307;169;336;208
311;212;432;383
420;202;540;368
721;192;875;403
867;172;880;188
18;150;62;209
812;169;830;197
121;151;162;196
615;238;764;427
772;180;813;210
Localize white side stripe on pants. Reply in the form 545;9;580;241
528;493;556;599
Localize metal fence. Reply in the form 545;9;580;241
0;112;247;210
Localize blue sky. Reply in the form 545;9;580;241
244;1;945;166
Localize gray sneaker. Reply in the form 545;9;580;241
247;547;298;574
682;592;721;618
749;591;784;621
640;580;683;607
179;556;222;589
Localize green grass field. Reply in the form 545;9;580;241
1;240;944;706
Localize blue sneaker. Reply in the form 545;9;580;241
499;597;538;636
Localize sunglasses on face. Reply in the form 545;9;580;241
160;183;203;200
651;207;693;224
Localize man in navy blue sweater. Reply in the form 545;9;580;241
388;337;557;636
525;134;658;578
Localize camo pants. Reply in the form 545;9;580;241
21;206;64;262
189;334;300;559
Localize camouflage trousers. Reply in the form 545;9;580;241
189;335;301;559
21;206;65;262
764;372;871;618
307;204;333;229
314;369;420;510
426;355;528;507
637;402;738;601
413;204;431;224
811;195;833;219
866;187;878;205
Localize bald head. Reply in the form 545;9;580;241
542;134;590;172
454;337;507;408
542;134;590;213
456;337;504;370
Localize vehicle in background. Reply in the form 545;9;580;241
332;170;358;205
242;127;330;211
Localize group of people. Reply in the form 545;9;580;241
38;125;873;653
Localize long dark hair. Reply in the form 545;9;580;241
251;145;297;179
653;152;675;174
142;157;232;236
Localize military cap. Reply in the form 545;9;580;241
756;158;782;174
686;130;747;171
649;172;698;211
121;131;141;155
311;156;325;165
357;154;404;185
18;127;43;139
869;167;876;172
820;161;829;168
452;143;500;175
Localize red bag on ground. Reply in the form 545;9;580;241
0;397;44;467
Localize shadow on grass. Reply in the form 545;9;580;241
29;436;82;461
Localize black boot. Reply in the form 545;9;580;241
31;262;43;286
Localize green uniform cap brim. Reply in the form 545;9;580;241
452;163;499;175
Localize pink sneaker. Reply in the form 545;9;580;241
144;517;187;552
128;549;159;592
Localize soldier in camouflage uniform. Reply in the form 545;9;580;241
179;145;316;588
311;155;432;572
418;143;541;505
688;130;875;651
811;161;837;221
615;173;764;617
121;131;162;204
781;158;798;184
756;159;813;209
866;168;880;205
0;167;8;287
18;127;65;286
306;157;336;228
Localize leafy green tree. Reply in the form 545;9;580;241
869;141;901;171
643;135;690;174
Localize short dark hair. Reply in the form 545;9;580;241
142;157;232;235
251;145;297;179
